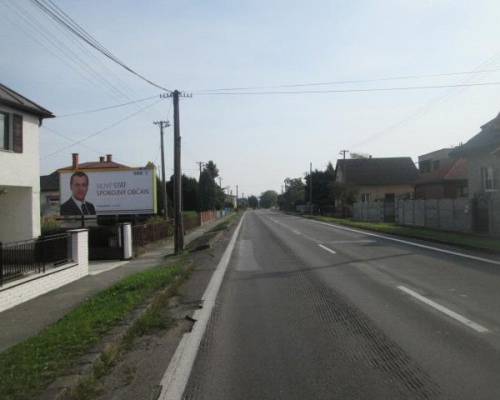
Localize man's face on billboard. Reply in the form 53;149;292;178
71;175;88;202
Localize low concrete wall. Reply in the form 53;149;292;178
0;229;89;313
353;202;384;222
397;198;472;232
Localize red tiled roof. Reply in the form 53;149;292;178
58;160;130;171
416;158;467;184
444;158;468;180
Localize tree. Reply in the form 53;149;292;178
248;195;258;209
198;160;220;211
304;162;336;213
260;190;278;208
278;178;305;211
166;174;199;213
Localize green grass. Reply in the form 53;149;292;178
209;212;239;233
306;215;500;253
0;262;186;400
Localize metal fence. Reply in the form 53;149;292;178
0;233;72;285
132;220;173;249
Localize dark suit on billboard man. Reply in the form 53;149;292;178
60;171;96;216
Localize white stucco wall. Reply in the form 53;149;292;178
0;229;89;313
0;106;41;241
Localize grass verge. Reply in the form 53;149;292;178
209;212;240;233
0;260;188;400
306;215;500;253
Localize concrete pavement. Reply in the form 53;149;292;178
184;210;500;399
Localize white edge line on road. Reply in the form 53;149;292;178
308;219;500;266
158;213;246;400
397;285;489;333
318;244;337;255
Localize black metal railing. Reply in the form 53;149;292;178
132;221;173;249
0;233;72;286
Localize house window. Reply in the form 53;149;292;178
0;112;10;151
361;193;370;202
0;112;22;153
459;184;468;197
419;160;431;173
481;166;496;191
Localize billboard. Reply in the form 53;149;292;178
59;167;157;215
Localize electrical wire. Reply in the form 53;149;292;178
193;80;500;96
193;67;500;93
3;1;125;100
30;0;171;93
57;94;161;117
42;98;162;158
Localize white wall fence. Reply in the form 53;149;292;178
353;198;474;233
352;202;385;222
396;199;472;232
0;229;89;313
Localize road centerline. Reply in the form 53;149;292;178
397;285;489;333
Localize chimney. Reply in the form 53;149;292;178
99;156;105;163
72;153;79;169
106;154;112;163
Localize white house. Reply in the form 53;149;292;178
0;83;54;242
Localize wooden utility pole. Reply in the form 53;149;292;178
196;161;205;177
153;120;170;219
172;91;184;253
309;162;313;214
160;90;191;254
236;185;239;208
339;149;349;160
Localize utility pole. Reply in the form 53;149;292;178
218;177;223;187
339;149;349;160
196;161;205;177
162;90;192;254
236;185;239;209
153;120;170;219
309;162;313;214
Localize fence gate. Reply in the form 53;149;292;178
88;225;124;260
473;196;490;234
383;194;396;223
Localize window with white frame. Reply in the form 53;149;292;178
361;193;370;202
481;166;496;191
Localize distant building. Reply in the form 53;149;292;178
224;193;237;208
452;113;500;197
415;148;468;199
335;157;418;205
0;83;54;241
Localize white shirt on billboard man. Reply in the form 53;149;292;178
60;171;96;216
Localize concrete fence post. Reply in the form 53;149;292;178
68;229;89;275
122;223;133;260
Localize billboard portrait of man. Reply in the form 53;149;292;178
60;171;96;216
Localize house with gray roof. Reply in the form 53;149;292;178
335;157;418;205
0;83;54;241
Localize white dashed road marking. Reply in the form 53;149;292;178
397;286;489;333
318;244;337;255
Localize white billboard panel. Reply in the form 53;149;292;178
59;168;157;215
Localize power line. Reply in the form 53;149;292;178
193;80;500;96
349;51;500;150
57;94;161;117
192;68;500;93
30;0;171;93
42;98;162;158
3;1;126;100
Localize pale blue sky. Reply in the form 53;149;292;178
2;0;500;196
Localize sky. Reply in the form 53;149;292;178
2;0;500;197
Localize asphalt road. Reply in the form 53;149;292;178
184;210;500;400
